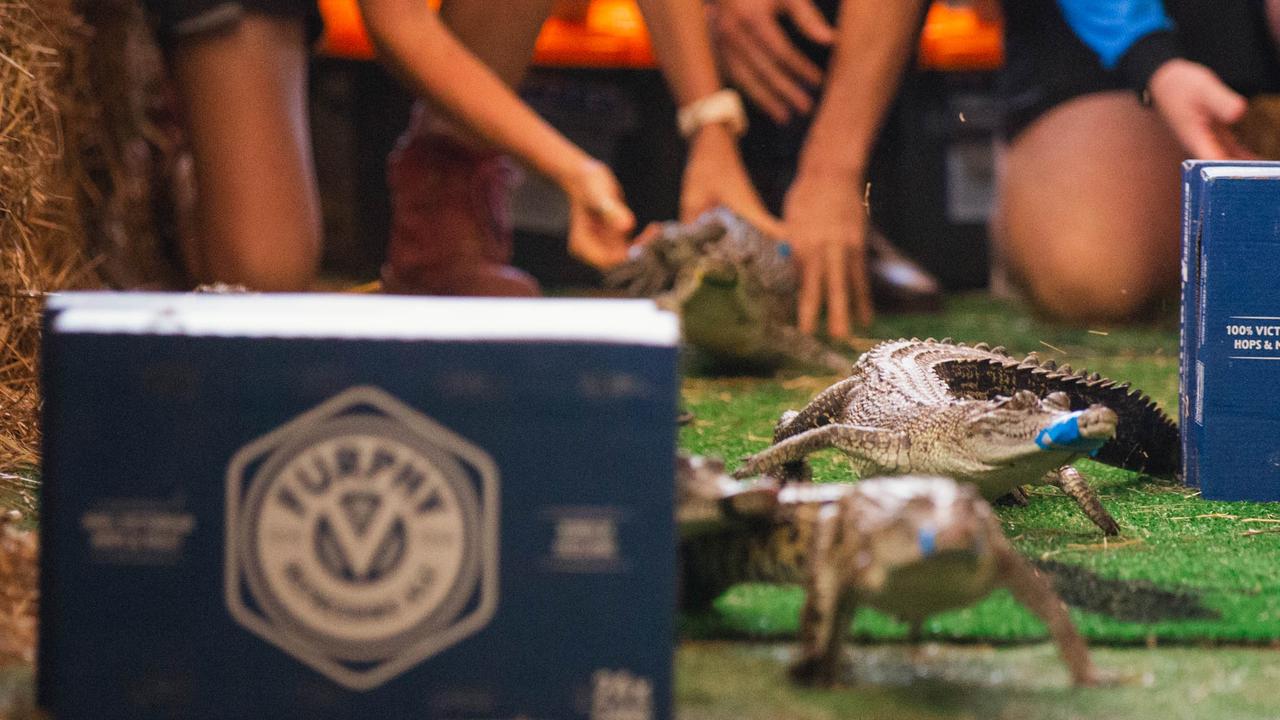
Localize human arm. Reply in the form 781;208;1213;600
1056;0;1250;159
636;0;782;235
357;0;634;269
707;0;835;124
786;0;925;337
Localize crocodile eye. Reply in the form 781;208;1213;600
1044;392;1071;411
1010;390;1039;409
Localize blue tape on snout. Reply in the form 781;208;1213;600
917;526;937;557
1036;411;1108;453
776;242;792;259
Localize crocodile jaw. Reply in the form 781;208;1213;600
921;403;1119;499
861;550;998;622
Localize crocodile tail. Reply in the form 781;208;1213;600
771;326;855;375
681;522;812;610
936;354;1180;475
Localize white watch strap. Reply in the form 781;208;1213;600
677;89;748;138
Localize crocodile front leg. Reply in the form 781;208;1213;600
1048;465;1120;536
772;411;813;483
774;376;863;440
733;424;906;480
790;505;857;687
767;376;862;482
986;513;1099;687
994;486;1031;507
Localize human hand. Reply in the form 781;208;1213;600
562;158;636;270
681;123;785;236
783;169;872;338
1148;59;1255;160
708;0;834;124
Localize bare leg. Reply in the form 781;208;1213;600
993;92;1183;323
424;0;558;147
1049;465;1120;536
383;0;555;296
169;15;320;290
439;0;556;87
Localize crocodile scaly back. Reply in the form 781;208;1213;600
865;338;1179;475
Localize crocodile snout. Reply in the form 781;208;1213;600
698;257;740;284
1077;405;1118;440
1035;405;1117;453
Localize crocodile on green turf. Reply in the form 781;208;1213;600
605;208;849;373
732;338;1181;536
677;454;1100;687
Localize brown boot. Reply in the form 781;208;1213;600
382;105;541;297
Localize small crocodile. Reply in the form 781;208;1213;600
733;338;1180;535
606;208;849;373
677;454;1099;687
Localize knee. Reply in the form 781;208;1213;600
1017;253;1165;323
201;228;321;291
995;198;1177;323
231;259;318;292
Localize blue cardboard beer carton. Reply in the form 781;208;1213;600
39;293;680;719
1181;164;1280;500
1178;160;1269;488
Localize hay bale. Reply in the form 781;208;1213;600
0;516;36;666
72;0;192;289
0;0;100;499
0;0;189;668
0;0;188;494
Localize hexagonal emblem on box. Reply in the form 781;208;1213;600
225;385;500;691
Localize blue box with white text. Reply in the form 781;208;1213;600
1182;164;1280;500
39;293;680;719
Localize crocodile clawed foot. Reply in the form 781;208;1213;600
1051;466;1121;536
788;656;844;688
1095;513;1121;537
732;457;761;480
777;460;812;484
994;486;1030;507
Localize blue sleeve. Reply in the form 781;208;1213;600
1056;0;1175;69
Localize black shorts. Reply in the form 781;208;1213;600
738;0;930;214
142;0;323;48
999;0;1280;139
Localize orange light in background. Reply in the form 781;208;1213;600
316;0;382;60
533;0;655;68
318;1;996;72
917;1;1005;71
316;0;654;69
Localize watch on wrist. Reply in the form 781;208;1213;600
677;89;748;139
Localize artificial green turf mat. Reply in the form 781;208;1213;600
679;294;1280;645
676;642;1280;720
5;642;1277;719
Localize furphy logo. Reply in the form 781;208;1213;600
225;386;499;690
